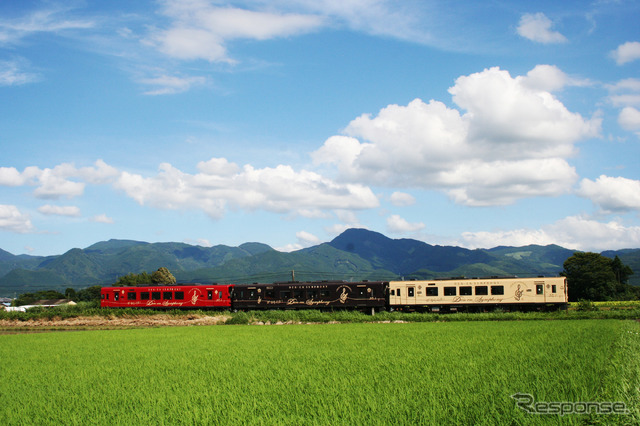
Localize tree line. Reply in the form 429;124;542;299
12;286;102;307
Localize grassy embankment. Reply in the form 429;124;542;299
1;300;640;329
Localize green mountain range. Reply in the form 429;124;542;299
1;228;638;297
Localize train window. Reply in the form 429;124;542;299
320;290;330;298
397;289;401;297
208;290;213;300
426;287;438;296
114;292;119;301
105;294;109;300
281;290;291;299
444;287;456;296
101;294;104;300
164;292;173;300
536;285;544;295
408;287;415;297
308;290;318;299
175;291;184;300
475;286;488;296
491;286;504;295
218;291;222;299
152;292;161;300
141;292;150;300
358;288;367;297
390;289;395;296
294;290;304;299
551;285;557;294
460;286;472;296
127;292;137;301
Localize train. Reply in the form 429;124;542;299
101;276;568;313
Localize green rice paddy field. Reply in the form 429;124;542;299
1;320;639;425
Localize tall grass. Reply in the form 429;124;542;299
3;304;640;325
1;320;638;424
232;308;640;324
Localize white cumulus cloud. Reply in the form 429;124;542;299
517;13;567;44
387;214;425;233
148;1;324;63
0;205;34;233
607;78;640;107
390;192;415;206
0;160;119;200
115;158;379;219
276;230;321;252
296;230;321;246
611;41;640;65
91;214;115;224
578;175;640;213
618;107;640;135
313;66;599;206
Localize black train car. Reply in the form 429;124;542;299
232;281;386;313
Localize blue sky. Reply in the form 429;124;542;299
1;0;640;256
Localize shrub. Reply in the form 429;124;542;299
226;311;250;325
576;299;598;311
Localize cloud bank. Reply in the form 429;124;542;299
314;66;600;206
461;216;640;251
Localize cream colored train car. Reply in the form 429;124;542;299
388;277;567;312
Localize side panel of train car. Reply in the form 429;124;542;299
100;285;233;309
388;277;567;311
233;281;387;311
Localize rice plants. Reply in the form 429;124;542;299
0;320;638;425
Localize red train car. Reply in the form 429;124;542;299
100;284;233;309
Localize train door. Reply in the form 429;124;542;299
407;286;415;307
398;284;406;306
535;281;546;303
389;283;400;306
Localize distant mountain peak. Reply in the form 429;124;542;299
330;228;392;252
84;239;147;252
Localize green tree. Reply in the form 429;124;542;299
12;293;35;306
562;252;634;301
76;285;103;302
115;272;153;286
611;255;633;286
65;287;77;300
12;290;66;306
151;267;176;285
